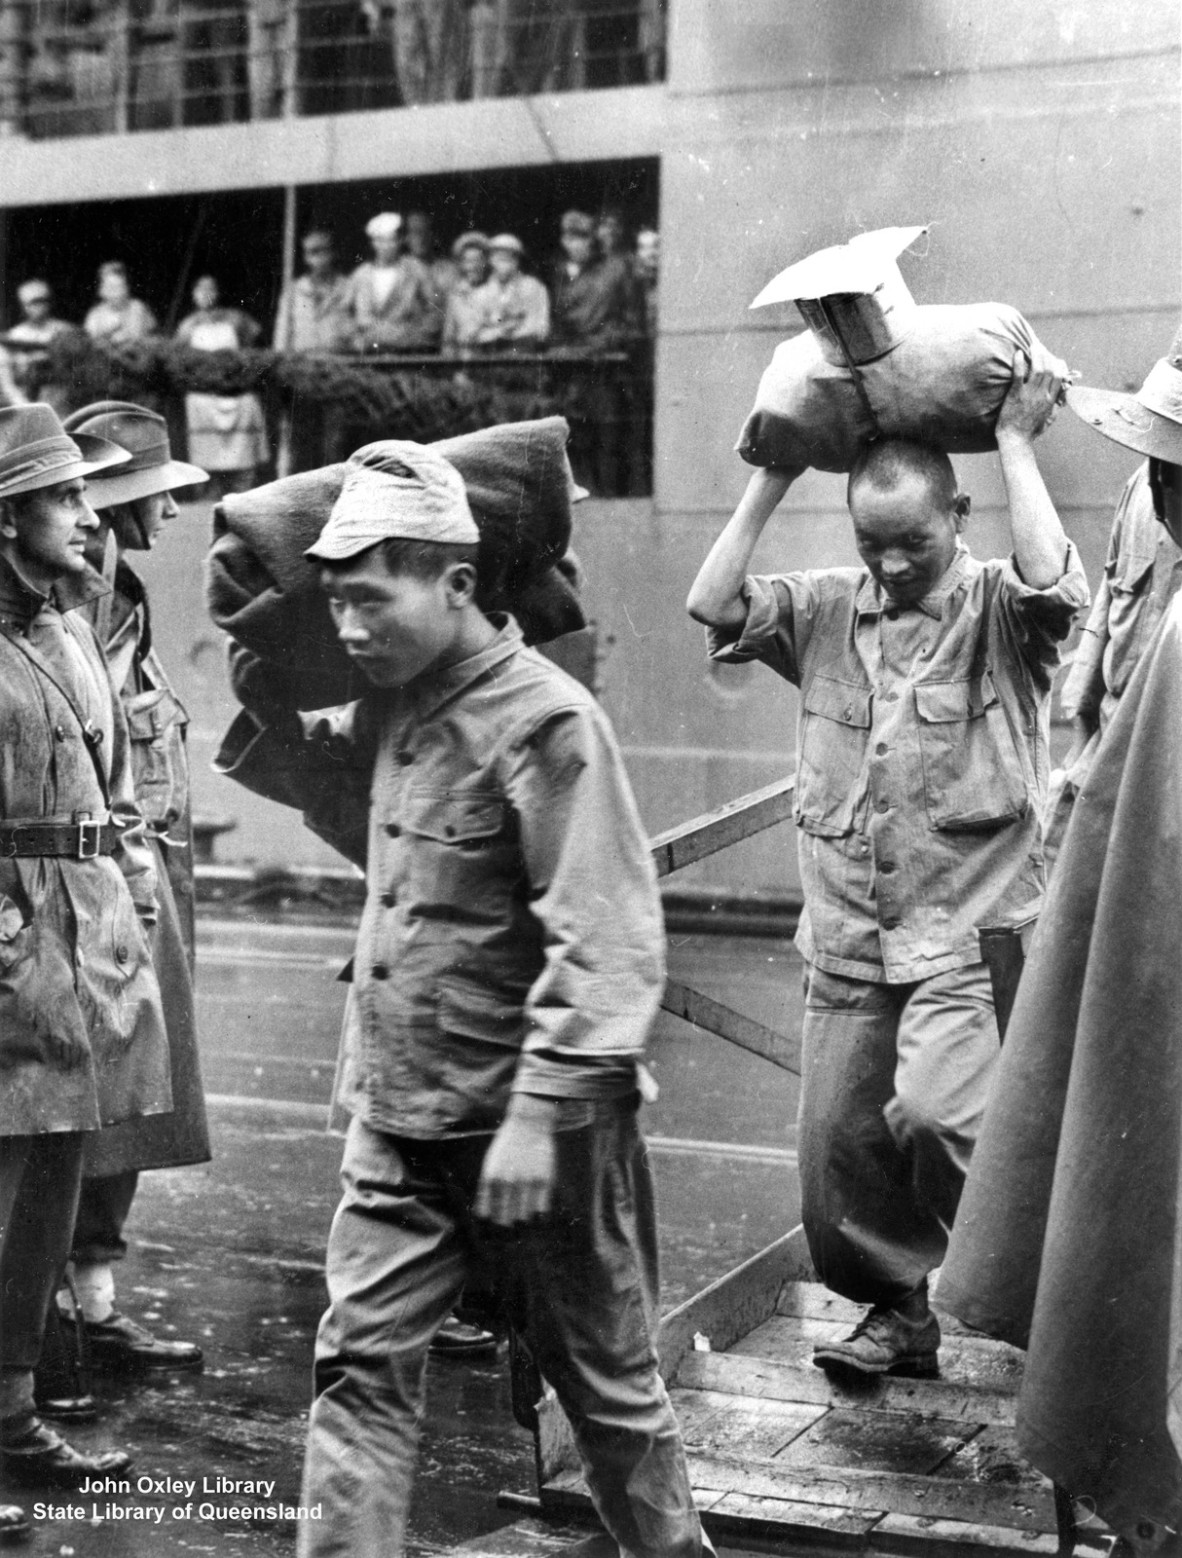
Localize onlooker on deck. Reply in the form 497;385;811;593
175;275;269;495
635;226;660;339
472;233;550;352
274;229;354;471
347;212;439;354
5;281;74;415
84;263;158;348
551;209;643;495
440;232;492;357
404;209;458;327
388;0;465;104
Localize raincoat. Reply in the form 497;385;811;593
0;556;170;1139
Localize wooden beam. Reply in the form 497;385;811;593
649;776;795;879
662;979;799;1075
658;1227;813;1380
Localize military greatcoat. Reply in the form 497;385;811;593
0;557;170;1139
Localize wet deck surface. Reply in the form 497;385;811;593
6;918;804;1556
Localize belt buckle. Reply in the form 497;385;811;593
75;819;102;860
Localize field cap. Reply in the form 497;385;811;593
64;401;207;508
451;230;490;258
560;210;595;238
308;442;479;561
0;403;130;500
489;233;524;257
1067;323;1182;464
365;211;402;241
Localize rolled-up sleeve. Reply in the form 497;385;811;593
705;574;807;684
504;705;666;1099
999;541;1090;674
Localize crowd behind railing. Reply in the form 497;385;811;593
0;0;666;137
0;206;660;496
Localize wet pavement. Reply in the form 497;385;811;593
7;918;805;1557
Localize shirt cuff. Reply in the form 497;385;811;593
511;1056;639;1100
705;575;783;662
1005;541;1091;613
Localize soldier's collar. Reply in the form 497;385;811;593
409;614;523;720
856;544;969;621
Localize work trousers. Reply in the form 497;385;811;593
0;1132;85;1434
798;961;999;1309
72;1169;139;1264
299;1099;703;1558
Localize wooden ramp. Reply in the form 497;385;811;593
531;1228;1080;1558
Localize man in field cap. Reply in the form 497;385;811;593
220;434;714;1556
307;440;479;566
1046;323;1182;851
0;403;170;1492
35;402;210;1388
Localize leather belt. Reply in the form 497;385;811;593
0;818;119;860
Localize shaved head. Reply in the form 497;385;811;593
848;438;958;513
847;438;968;607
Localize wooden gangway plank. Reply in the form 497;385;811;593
649;776;796;880
537;1229;1063;1558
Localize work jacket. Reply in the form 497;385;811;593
710;544;1089;982
0;556;169;1137
217;617;664;1139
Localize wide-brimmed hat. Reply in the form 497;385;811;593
63;402;207;508
1067;326;1182;463
0;403;130;500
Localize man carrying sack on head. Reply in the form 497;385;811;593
687;350;1088;1382
0;405;170;1496
216;441;710;1558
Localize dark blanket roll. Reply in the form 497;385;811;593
206;417;586;707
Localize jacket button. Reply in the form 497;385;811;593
875;742;888;756
380;891;396;908
879;860;897;874
396;750;414;766
385;823;400;838
842;707;853;721
115;944;129;963
443;824;456;838
875;798;890;813
371;963;390;980
881;914;902;930
54;724;67;742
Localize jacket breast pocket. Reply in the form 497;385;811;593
794;675;872;838
125;688;188;825
914;673;1028;831
1105;553;1155;698
401;790;520;921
